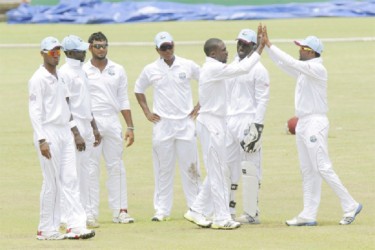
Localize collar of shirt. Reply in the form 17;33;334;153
157;55;181;68
86;58;115;72
66;57;83;68
308;57;323;64
205;56;215;63
40;65;59;80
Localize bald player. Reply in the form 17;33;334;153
184;31;266;230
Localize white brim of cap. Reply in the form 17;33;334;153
294;40;307;47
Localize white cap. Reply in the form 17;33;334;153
61;35;89;51
294;36;323;54
236;29;257;44
40;36;61;51
154;31;173;48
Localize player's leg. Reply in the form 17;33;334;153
176;118;201;209
309;117;361;224
151;119;177;221
198;119;239;229
87;116;105;223
60;127;95;239
286;118;320;226
35;128;63;238
76;120;97;227
237;150;262;224
225;128;241;219
176;138;201;208
102;115;133;223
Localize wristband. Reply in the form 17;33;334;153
69;120;78;129
39;141;48;146
127;127;135;131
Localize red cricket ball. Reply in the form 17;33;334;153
287;116;298;135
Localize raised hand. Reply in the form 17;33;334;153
262;25;271;47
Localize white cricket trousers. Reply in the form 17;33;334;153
61;118;94;223
190;115;231;223
152;117;201;216
88;113;128;218
35;124;86;232
296;114;358;220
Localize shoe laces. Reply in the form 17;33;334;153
341;216;354;224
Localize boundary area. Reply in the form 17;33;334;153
0;36;374;48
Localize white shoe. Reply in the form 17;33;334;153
65;227;95;240
151;214;170;222
340;203;362;225
86;216;100;228
211;219;241;230
235;213;260;224
113;211;135;224
184;209;212;228
36;231;65;240
286;216;317;226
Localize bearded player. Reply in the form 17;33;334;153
226;26;270;224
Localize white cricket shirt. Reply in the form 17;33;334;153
83;59;130;115
266;45;328;118
59;57;93;121
198;53;260;117
226;56;270;124
134;55;200;119
28;65;71;141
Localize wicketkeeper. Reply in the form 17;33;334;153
226;26;270;224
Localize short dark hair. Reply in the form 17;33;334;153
88;32;108;44
204;38;222;56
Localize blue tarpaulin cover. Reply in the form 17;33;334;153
6;0;375;24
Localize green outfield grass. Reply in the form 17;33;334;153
0;17;374;249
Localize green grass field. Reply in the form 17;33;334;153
0;17;374;249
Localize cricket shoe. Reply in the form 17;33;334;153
65;228;95;240
340;203;362;225
36;231;65;240
151;214;170;222
286;216;317;226
235;213;260;224
184;209;212;228
211;219;241;230
86;216;100;228
113;211;135;224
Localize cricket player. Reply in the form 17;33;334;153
28;36;95;240
134;31;201;222
83;32;135;225
59;35;101;228
184;33;266;230
263;26;362;226
226;28;270;224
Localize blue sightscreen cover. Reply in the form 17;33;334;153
6;0;375;24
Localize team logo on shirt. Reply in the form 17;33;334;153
179;72;186;80
310;135;317;143
108;69;115;76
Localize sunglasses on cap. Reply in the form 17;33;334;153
92;44;108;49
159;44;174;52
300;46;313;51
43;49;61;57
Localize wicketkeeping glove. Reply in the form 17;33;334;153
240;123;264;153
